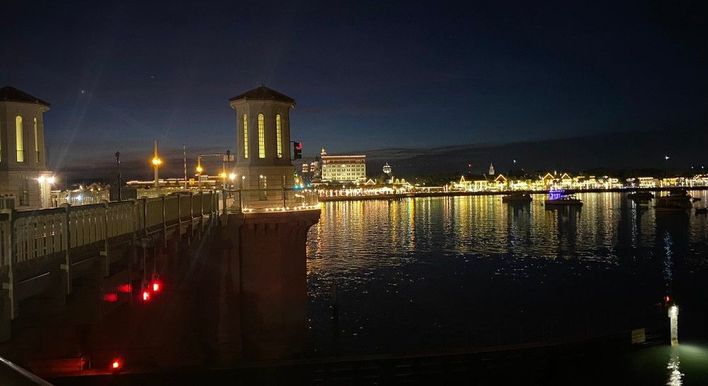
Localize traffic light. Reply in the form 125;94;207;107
293;141;302;159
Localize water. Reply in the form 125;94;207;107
306;191;708;383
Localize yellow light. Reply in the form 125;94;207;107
37;176;45;183
196;165;203;173
152;157;162;166
219;172;226;179
228;173;237;181
47;176;56;184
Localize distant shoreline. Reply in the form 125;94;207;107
318;186;708;202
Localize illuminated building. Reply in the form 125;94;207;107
383;162;392;175
488;162;495;175
229;86;295;190
320;147;366;183
0;86;55;208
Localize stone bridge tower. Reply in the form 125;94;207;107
229;86;296;191
0;86;53;208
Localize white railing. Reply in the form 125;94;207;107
224;188;319;213
0;191;219;269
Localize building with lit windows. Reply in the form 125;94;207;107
320;148;366;183
230;86;295;190
0;86;54;208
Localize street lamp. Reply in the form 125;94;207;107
152;140;162;189
115;151;121;201
195;156;203;190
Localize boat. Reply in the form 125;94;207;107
628;191;654;200
544;189;582;207
655;189;693;211
502;192;532;204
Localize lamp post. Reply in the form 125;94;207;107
196;156;203;190
115;151;121;201
152;140;162;189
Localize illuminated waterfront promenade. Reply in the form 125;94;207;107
318;184;708;202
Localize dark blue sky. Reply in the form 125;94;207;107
2;0;707;175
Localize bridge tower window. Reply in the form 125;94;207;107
242;114;249;158
258;113;265;158
15;115;24;163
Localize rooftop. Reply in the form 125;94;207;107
229;86;295;104
0;86;50;106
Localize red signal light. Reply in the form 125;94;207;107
117;283;132;293
111;358;122;371
142;290;151;302
102;293;118;303
151;280;161;293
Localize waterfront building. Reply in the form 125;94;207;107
320;147;366;183
51;183;110;206
230;86;295;190
0;86;54;208
491;174;508;191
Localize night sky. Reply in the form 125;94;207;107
2;0;707;178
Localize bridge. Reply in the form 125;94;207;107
0;188;318;344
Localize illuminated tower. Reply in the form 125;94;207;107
488;162;495;176
383;162;392;175
230;86;296;190
0;86;53;208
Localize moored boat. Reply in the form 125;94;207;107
628;191;654;200
502;192;532;204
655;189;693;211
544;189;582;207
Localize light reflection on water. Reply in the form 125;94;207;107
305;191;708;373
667;351;683;386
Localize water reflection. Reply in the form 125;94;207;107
306;191;708;356
667;351;683;386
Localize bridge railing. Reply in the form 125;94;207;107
223;188;319;213
0;191;220;270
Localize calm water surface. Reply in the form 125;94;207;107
306;191;708;383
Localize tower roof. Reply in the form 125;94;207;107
229;86;295;104
0;86;50;106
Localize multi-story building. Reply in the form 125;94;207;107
0;86;54;208
320;148;366;183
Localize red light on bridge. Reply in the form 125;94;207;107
142;290;151;302
102;293;118;303
117;283;132;293
111;358;123;371
151;280;162;293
